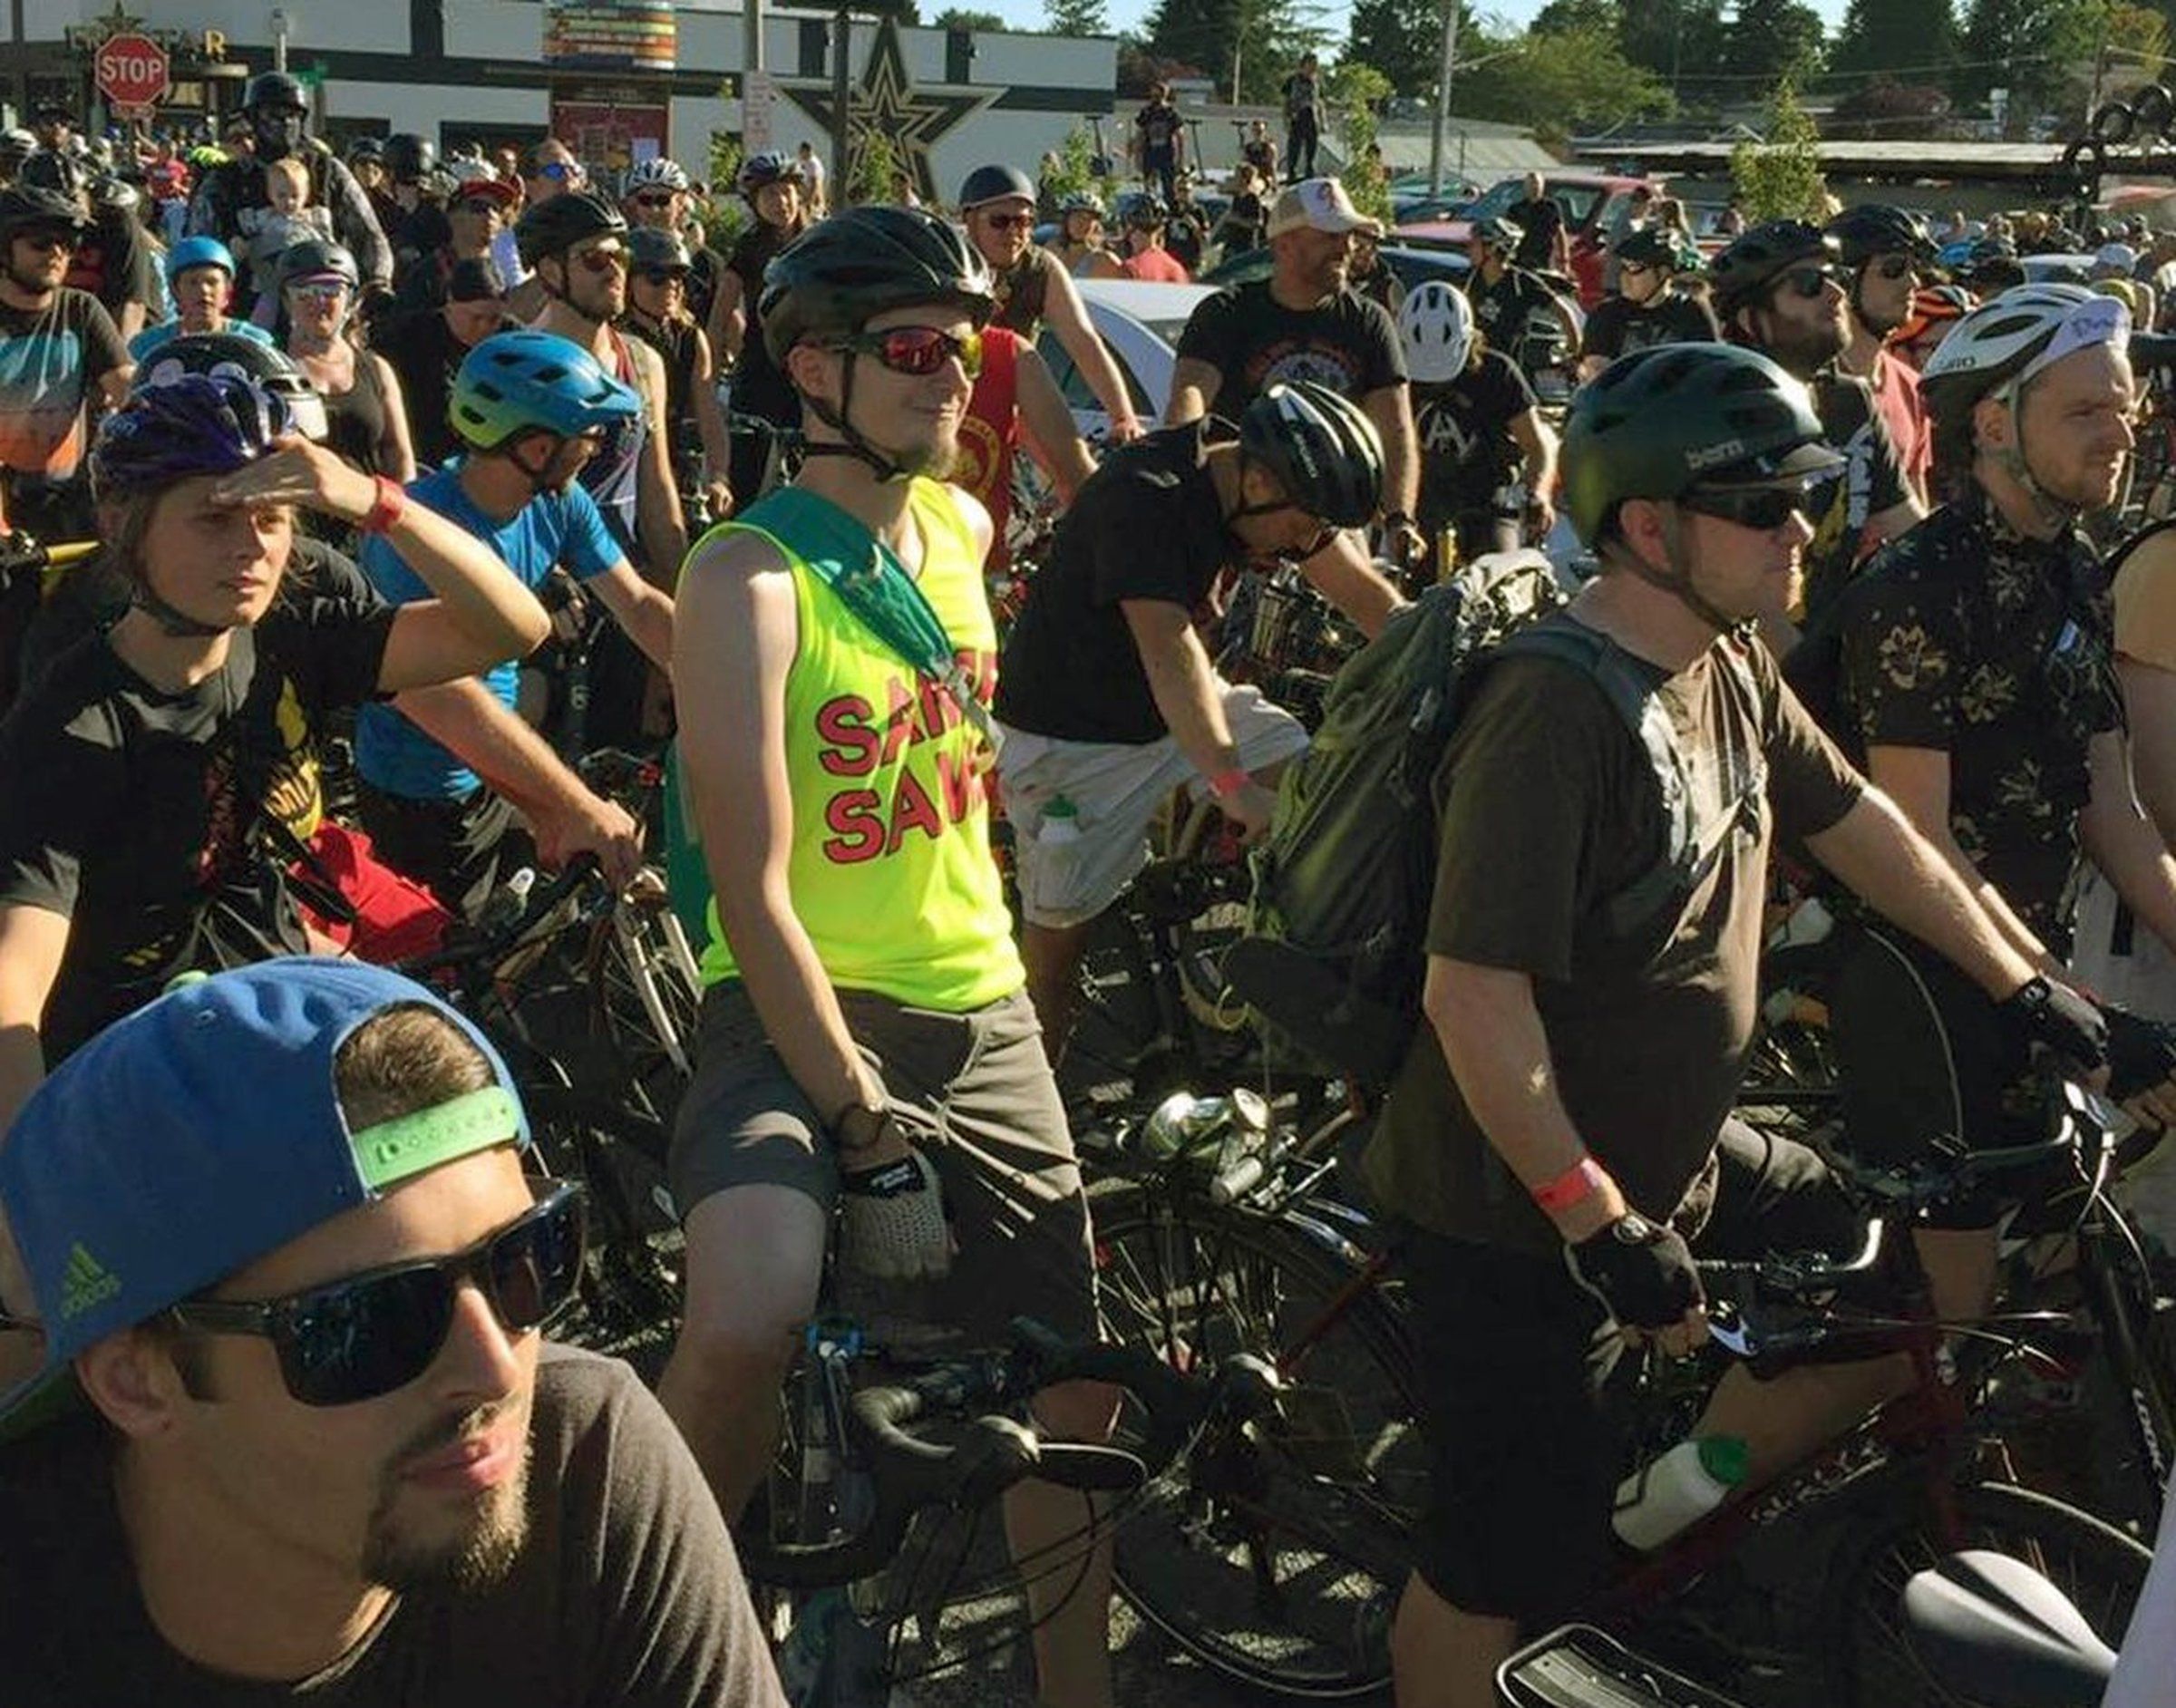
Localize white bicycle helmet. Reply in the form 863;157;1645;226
625;156;690;195
2093;240;2139;277
1920;283;2130;403
1397;281;1473;383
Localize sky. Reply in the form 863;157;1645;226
972;0;1855;46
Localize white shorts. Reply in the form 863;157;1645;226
996;684;1308;929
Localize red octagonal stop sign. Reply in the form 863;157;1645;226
94;32;170;111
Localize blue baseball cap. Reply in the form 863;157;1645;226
0;958;530;1436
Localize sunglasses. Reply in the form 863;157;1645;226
980;210;1033;232
571;242;628;274
831;325;984;379
1774;265;1841;300
168;1182;587;1407
1678;483;1809;531
536;160;581;183
631;191;676;209
1619;260;1654;278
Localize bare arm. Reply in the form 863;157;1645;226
1867;743;2057;972
1294;530;1403;638
1510;407;1559;511
1360;383;1420;519
2119;657;2176;838
1013;346;1096;503
0;903;67;1147
1424;956;1626;1242
1166;355;1220;426
371;353;419;484
674;531;878;1125
630;339;689;582
690;325;733;500
1802;790;2036;999
707;267;746;368
587;560;676;669
1044;266;1144;439
2081;726;2176;956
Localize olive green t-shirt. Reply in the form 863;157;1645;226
1361;626;1862;1254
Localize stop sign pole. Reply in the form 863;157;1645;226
93;31;171;120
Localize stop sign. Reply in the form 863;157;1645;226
94;33;170;112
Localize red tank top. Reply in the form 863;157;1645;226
955;326;1023;567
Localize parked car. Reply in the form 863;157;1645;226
1395;170;1667;307
1199;243;1472;294
1037;277;1218;440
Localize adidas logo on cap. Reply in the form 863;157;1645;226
59;1242;120;1321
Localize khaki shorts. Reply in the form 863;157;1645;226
669;980;1098;1346
996;684;1308;929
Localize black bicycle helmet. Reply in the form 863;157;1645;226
759;204;995;366
1472;214;1523;254
958;163;1035;209
383;133;436;185
628;226;692;274
1120;192;1168;228
347;135;385;165
0;184;90;241
132;332;330;442
273;238;360;295
1824;203;1934;270
737;150;799;198
1563;342;1840;545
514;187;626;271
16;150;86;201
1238;382;1384;530
1611;227;1679;271
243;71;307;115
1708;219;1836;315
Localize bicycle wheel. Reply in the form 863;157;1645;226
1091;1184;1424;1699
1821;1478;2150;1707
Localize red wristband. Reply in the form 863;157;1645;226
360;473;406;536
1206;768;1248;801
1532;1156;1607;1214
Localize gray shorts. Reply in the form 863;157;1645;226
996;683;1308;929
669;980;1098;1346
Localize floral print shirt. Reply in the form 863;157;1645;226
1834;489;2120;944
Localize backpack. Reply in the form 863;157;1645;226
1230;550;1765;1088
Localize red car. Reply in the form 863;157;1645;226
1394;170;1668;308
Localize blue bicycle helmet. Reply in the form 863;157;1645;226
165;235;236;284
90;373;293;498
449;329;640;452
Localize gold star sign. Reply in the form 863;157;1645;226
782;15;996;203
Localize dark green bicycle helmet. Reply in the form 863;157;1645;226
1239;381;1384;529
759;204;994;366
1563;342;1841;545
1610;227;1680;272
1708;219;1836;315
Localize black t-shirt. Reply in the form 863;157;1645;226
996;418;1236;745
1798;370;1912;621
1468;267;1563;372
0;596;393;1057
376;307;471;471
1507;195;1564;271
0;287;128;481
726;221;800;425
627;314;700;475
686;241;727;332
1579;290;1719;364
1166;206;1209;274
1363;631;1864;1252
64;203;151;321
1792;492;2122;946
0;1348;788;1707
1414;350;1536;528
1242;138;1278;177
1136;102;1181;156
1175;280;1404;422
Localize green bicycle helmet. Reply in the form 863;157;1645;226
1563;342;1841;545
449;328;640;452
758;204;995;367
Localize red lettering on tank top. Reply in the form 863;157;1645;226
821;790;886;863
934;747;986;823
885;768;946;853
915;671;957;737
879;676;919;766
815;694;879;777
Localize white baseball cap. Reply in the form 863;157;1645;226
1268;177;1384;241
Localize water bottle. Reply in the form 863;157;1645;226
1612;1436;1749;1551
1038;794;1083;846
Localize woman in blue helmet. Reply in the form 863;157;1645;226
126;237;276;364
0;371;549;1126
351;327;675;917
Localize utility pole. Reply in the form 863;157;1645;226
2090;5;2111;119
832;5;850;206
1426;0;1460;198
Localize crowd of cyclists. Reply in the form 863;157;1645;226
2;60;2176;1706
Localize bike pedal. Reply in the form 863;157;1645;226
1265;1383;1365;1479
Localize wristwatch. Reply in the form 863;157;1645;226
831;1100;898;1156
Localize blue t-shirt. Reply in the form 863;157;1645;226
353;464;620;801
127;317;275;365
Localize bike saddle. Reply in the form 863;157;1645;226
1901;1550;2117;1708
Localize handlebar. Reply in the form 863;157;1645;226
741;1317;1282;1589
0;533;96;588
392;853;607;982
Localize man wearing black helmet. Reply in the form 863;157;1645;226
665;204;1119;1708
957;161;1146;445
1364;340;2112;1708
995;379;1403;1054
18;150;153;343
1576;226;1717;381
707;152;816;501
1462;211;1581;384
1827;202;1937;505
623;226;733;519
1710;218;1924;629
187;73;390;304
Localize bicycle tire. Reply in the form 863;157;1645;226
1091;1184;1423;1699
1820;1478;2149;1707
527;1100;683;1373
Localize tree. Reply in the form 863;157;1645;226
1331;61;1394;220
1722;0;1828;90
1824;0;1957;92
1345;0;1477;101
1533;0;1619;33
1827;76;1956;139
1957;0;2102;118
1145;0;1241;94
1617;0;1731;107
1044;0;1109;34
1453;25;1673;145
1730;78;1827;220
931;7;1004;29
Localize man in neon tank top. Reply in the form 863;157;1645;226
665;206;1115;1708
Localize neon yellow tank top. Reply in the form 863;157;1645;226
697;479;1025;1010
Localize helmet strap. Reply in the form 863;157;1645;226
1611;507;1745;636
129;575;230;640
798;350;910;483
1990;379;2080;533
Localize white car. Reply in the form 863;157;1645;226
1036;277;1219;442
